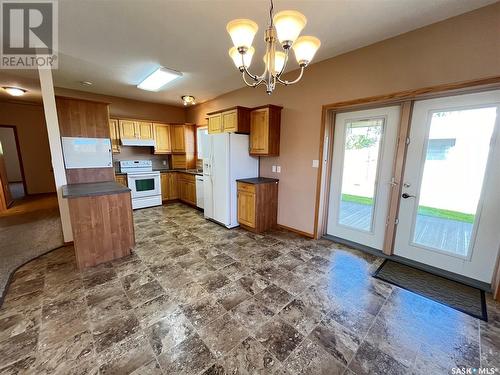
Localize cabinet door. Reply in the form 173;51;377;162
186;181;196;205
154;124;171;154
250;109;269;154
115;175;128;186
119;120;136;139
222;110;237;132
171;125;186;152
238;190;256;228
160;173;168;201
168;173;178;199
109;119;121;153
137;121;153;140
171;154;187;169
208;114;222;134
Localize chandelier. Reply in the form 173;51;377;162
226;0;320;94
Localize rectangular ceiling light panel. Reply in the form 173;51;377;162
137;67;182;91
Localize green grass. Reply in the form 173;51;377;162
341;194;474;223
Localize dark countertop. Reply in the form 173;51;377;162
115;169;202;176
62;181;131;198
236;177;279;185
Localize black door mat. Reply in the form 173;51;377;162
373;260;487;321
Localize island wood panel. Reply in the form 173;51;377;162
68;191;135;269
56;97;114;183
237;181;278;233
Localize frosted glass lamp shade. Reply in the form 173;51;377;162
229;46;255;69
292;36;321;66
263;51;287;74
273;10;307;45
226;19;258;49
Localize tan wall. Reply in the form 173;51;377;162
0;127;22;182
0;101;55;194
187;3;500;235
55;88;186;123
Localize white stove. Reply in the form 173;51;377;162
120;160;162;209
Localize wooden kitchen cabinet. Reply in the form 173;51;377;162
207;107;251;134
115;174;128;186
177;173;196;205
118;119;153;140
250;105;282;156
237;178;278;233
160;172;178;201
154;123;171;154
171;154;195;169
171;125;186;152
109;119;121;153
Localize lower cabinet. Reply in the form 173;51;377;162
161;172;178;201
115;174;128;186
178;173;196;206
237;179;278;233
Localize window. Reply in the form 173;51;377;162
197;127;208;159
426;138;456;160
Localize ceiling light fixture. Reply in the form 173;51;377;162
80;81;93;86
227;0;320;95
181;95;196;106
137;67;182;92
2;87;27;96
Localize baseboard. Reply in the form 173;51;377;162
278;224;315;238
323;234;491;292
64;241;74;246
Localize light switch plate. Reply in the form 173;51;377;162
272;165;277;172
312;160;319;168
277;166;281;173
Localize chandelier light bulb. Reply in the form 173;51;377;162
229;46;255;69
263;51;287;75
292;36;321;66
226;19;259;50
273;10;307;48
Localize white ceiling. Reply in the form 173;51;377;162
0;0;496;106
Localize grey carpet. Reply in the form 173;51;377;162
0;194;63;302
373;260;486;320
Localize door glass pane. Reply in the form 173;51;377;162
338;118;384;231
135;178;155;192
412;107;497;256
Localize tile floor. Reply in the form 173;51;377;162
0;203;498;375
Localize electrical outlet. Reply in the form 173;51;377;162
312;160;319;168
276;166;281;173
162;160;167;166
272;165;277;172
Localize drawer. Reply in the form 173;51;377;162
237;182;255;193
178;173;195;183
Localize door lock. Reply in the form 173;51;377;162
401;193;416;199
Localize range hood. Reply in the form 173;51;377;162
121;139;155;147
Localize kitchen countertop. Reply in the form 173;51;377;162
115;169;203;176
236;177;279;185
62;181;131;198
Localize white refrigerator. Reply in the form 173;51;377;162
202;133;259;228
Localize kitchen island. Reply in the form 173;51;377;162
62;181;135;269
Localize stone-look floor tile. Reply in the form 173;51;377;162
92;312;141;353
214;281;251;311
86;284;132;321
1;290;43;311
202;363;227;375
219;261;250;281
98;334;156;375
157;333;216;375
199;314;248;358
124;280;165;307
129;359;162;375
309;318;361;366
6;278;44;299
283;338;345;375
121;270;156;291
0;308;40;343
237;273;271;296
170;280;209;304
278;299;322;336
274;271;314;296
83;268;117;291
42;275;83;302
181;295;226;330
231;298;275;331
274;253;305;272
348;341;409;375
199;272;231;293
0;329;38;369
219;337;280;374
254;284;293;314
133;293;178;328
145;307;195;356
35;329;94;374
253;264;289;282
254;318;304;362
112;258;146;278
0;355;36;375
207;254;236;270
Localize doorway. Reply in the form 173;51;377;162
394;90;500;283
326;106;400;250
0;125;26;201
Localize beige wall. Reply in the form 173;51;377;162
187;3;500;235
0;127;22;182
0;101;55;194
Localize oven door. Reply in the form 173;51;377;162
127;173;160;198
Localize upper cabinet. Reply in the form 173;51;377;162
171;124;187;153
153;123;171;154
250;105;282;156
207;107;251;134
109;119;121;153
118;119;153;140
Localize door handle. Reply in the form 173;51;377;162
401;193;416;199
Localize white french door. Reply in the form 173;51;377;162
394;91;500;282
326;106;400;250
